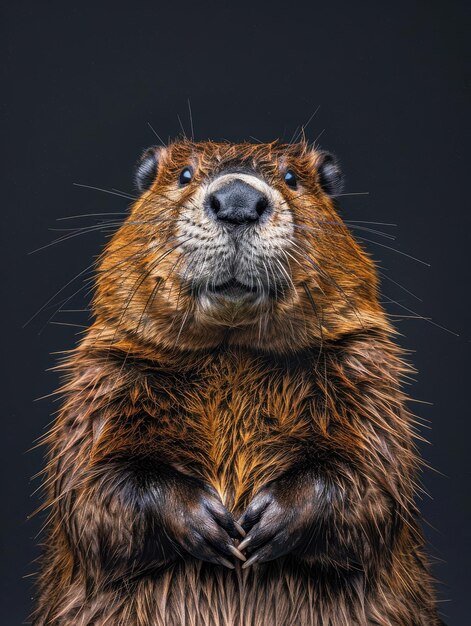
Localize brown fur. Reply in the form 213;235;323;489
32;140;440;625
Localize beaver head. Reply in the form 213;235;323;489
94;140;388;352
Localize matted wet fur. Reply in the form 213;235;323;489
32;140;441;625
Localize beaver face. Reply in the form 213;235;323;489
95;141;386;352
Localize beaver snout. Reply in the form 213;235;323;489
177;170;293;306
205;179;271;227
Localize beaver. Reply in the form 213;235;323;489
32;139;441;625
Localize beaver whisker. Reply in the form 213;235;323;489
249;238;258;295
49;223;122;232
73;182;137;201
335;191;370;197
273;257;295;295
318;221;397;241
187;99;195;141
279;249;305;308
34;217;179;253
174;305;192;347
294;216;398;231
290;240;366;329
73;242;152;309
147;121;166;147
345;220;397;226
29;222;122;254
244;241;266;299
161;251;188;306
135;277;165;332
172;248;208;312
290;105;321;145
296;219;397;241
356;235;430;266
282;247;316;288
57;212;128;221
173;240;213;306
294;219;427;263
382;294;459;337
347;225;396;240
51;218;185;233
204;247;218;296
254;267;266;300
110;186;141;199
293;224;423;309
377;271;423;302
165;265;196;336
23;253;106;328
291;223;345;239
261;258;273;299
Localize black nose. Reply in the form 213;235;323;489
207;180;270;225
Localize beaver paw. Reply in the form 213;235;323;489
168;480;245;568
237;474;317;567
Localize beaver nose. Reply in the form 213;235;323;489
207;180;270;225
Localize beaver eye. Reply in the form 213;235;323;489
179;167;193;186
284;170;297;189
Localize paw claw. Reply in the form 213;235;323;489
242;553;260;569
234;521;246;537
228;544;246;561
237;536;252;551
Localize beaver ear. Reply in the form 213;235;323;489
134;146;165;193
316;151;344;197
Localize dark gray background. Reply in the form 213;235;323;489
2;1;469;624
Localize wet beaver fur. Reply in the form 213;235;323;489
32;140;441;625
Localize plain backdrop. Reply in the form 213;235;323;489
2;1;470;624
